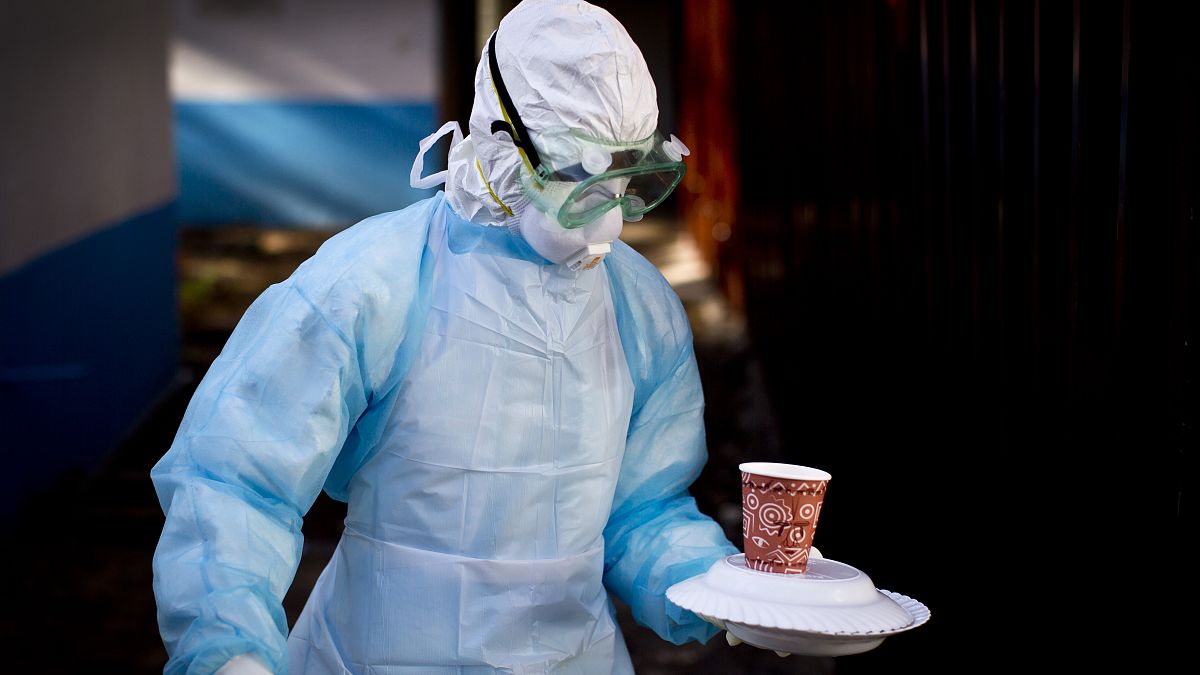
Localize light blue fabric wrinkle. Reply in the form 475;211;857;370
309;196;625;668
320;197;441;501
446;211;551;264
152;192;737;674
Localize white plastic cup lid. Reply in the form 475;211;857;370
739;462;831;481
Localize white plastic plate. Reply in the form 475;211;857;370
666;555;930;656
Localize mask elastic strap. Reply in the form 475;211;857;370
410;121;464;189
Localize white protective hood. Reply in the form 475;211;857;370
423;0;660;232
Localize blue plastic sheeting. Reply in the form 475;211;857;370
0;201;179;514
175;100;438;227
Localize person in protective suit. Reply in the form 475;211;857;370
152;1;752;672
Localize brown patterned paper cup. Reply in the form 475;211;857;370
740;462;832;575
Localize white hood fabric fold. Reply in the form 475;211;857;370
418;0;660;235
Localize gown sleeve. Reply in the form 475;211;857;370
601;247;740;645
151;280;367;674
151;198;439;675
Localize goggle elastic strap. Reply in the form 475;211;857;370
487;31;543;173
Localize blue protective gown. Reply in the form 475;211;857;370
151;193;738;674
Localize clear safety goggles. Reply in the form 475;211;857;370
516;129;690;229
484;30;690;230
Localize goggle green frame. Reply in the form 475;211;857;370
487;29;689;230
535;161;687;229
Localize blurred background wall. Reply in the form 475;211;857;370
172;0;438;226
0;0;177;513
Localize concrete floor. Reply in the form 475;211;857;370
0;217;854;673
